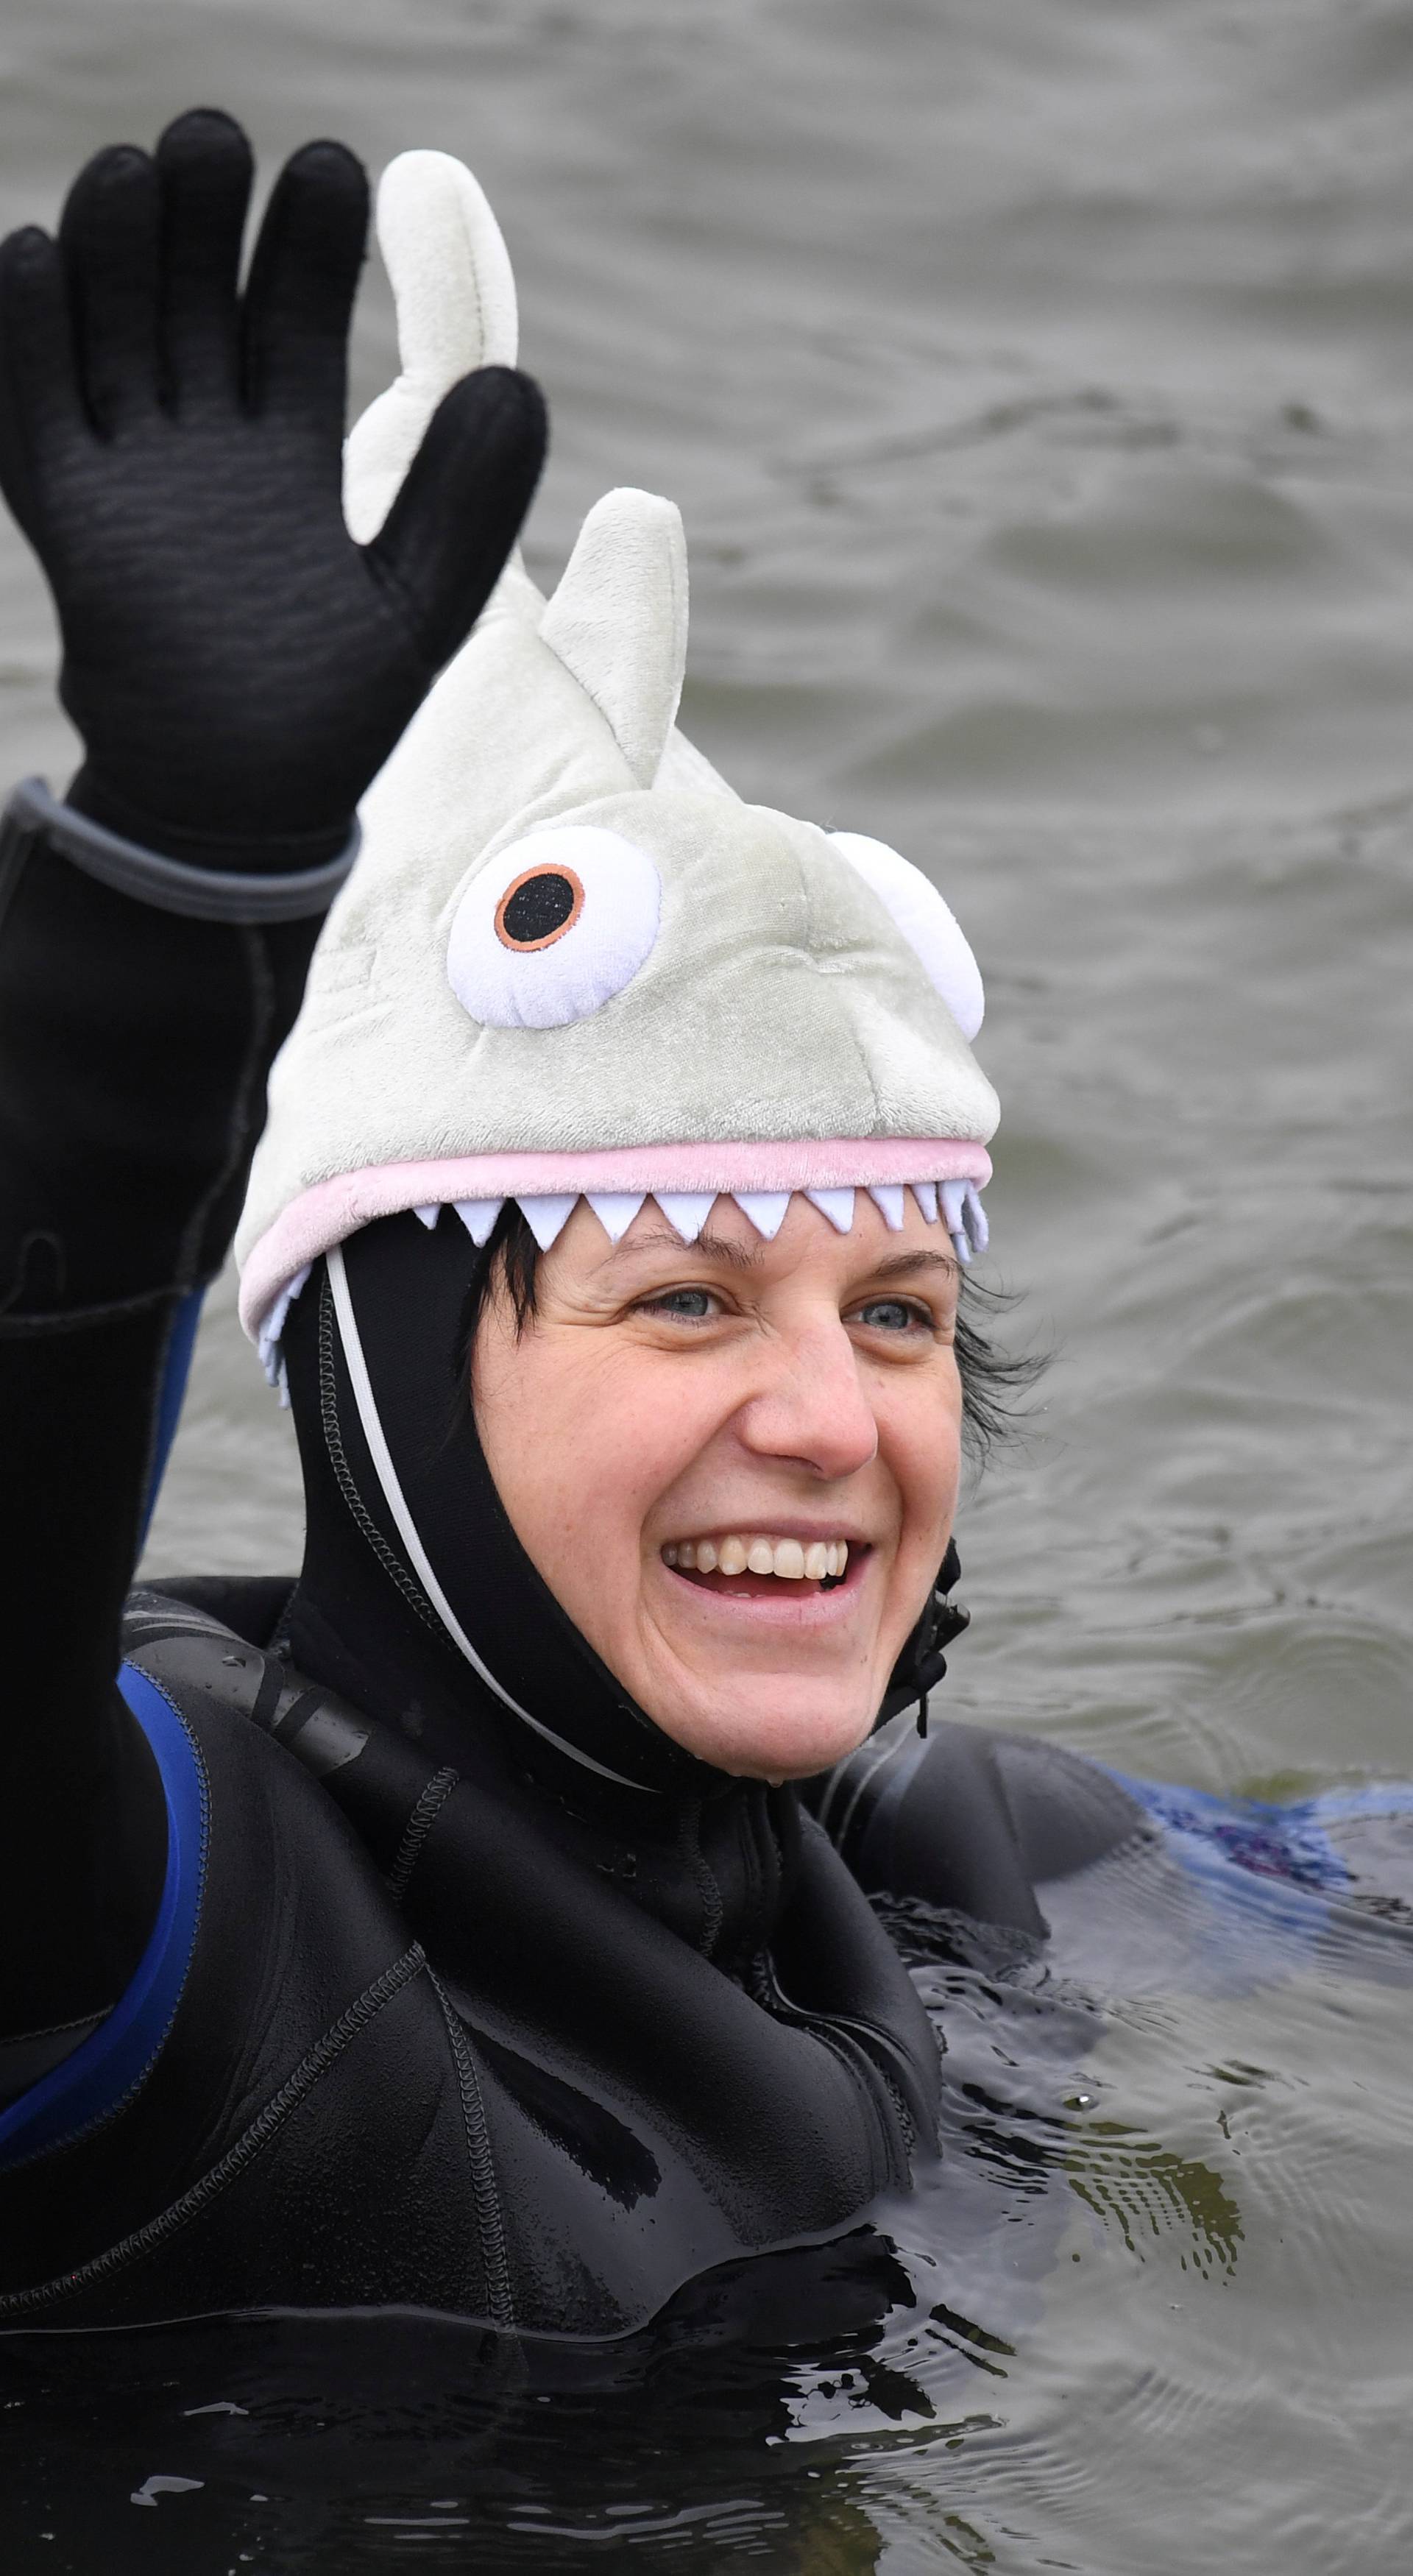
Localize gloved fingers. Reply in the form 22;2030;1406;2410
58;144;163;435
364;364;548;673
241;138;367;436
155;107;253;414
0;226;84;536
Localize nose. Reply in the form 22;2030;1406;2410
736;1313;879;1482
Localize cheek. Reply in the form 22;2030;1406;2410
879;1361;963;1565
476;1332;726;1600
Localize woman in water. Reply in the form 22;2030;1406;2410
0;113;1383;2338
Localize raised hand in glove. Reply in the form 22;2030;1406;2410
0;107;545;870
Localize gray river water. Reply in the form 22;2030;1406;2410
1;1;1412;2569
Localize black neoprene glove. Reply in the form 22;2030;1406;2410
0;107;546;870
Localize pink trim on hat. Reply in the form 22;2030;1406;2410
238;1136;993;1338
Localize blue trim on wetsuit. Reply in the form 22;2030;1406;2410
138;1286;204;1550
1112;1772;1349;1893
0;1665;207;2170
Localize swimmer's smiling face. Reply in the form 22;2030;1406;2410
472;1192;963;1779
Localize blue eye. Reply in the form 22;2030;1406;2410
854;1298;921;1331
646;1287;715;1320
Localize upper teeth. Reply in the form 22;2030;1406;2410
663;1535;849;1579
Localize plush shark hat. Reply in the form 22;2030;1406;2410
236;151;999;1379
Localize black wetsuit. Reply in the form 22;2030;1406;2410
0;113;1142;2338
0;772;1139;2332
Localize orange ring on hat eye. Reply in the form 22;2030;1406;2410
494;863;586;953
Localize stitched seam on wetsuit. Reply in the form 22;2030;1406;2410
317;1271;441;1638
754;1950;915;2184
425;1966;514;2332
0;1281;182;1337
804;2020;907;2187
0;1944;426;2315
823;2009;927;2168
676;1800;724;1959
386;1766;461;1906
879;2067;918;2159
0;2009;107;2049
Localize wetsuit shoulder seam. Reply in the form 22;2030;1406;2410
424;1966;514;2332
386;1766;461;1905
0;1283;179;1338
0;1943;426;2319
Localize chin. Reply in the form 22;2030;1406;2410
658;1686;881;1783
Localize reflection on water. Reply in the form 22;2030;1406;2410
3;0;1413;2564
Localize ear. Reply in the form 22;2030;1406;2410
344;149;520;545
538;488;689;788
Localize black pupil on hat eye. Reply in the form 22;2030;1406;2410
502;872;577;946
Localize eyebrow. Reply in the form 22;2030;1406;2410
606;1224;767;1273
601;1226;959;1283
865;1248;960;1284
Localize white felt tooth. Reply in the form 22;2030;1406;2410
654;1192;719;1243
868;1185;906;1231
453;1197;503;1247
413;1203;441;1230
940;1179;971;1266
806;1188;855;1234
518;1193;579;1251
963;1183;990;1253
911;1181;939;1225
258;1263;312;1388
732;1191;791;1239
586;1192;646;1244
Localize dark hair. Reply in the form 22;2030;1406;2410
458;1199;1041;1462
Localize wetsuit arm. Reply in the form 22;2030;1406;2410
803;1717;1145;1936
0;807;329;2061
0;111;544;2064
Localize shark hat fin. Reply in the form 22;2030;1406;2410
538;489;690;789
344;148;520;545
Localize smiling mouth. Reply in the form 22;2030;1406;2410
661;1535;863;1599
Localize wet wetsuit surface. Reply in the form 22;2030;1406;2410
0;788;1155;2333
8;768;1397;2339
7;108;1413;2357
0;105;1144;2329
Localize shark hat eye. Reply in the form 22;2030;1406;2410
495;863;584;951
829;831;985;1041
447;826;662;1030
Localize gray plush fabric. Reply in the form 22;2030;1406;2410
235;152;998;1316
